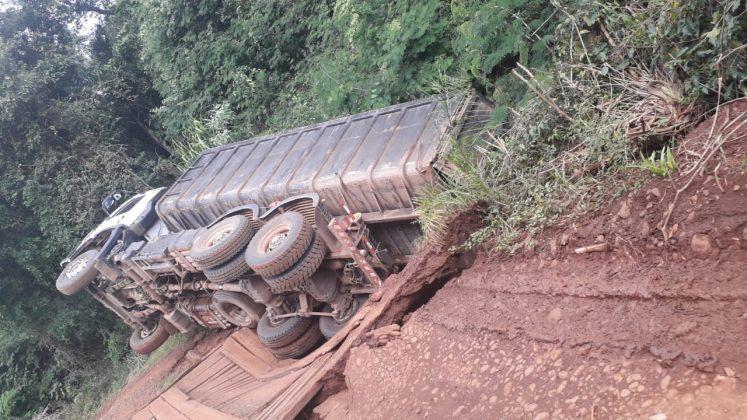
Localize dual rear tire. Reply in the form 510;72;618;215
191;215;255;283
245;212;326;293
256;312;322;359
246;212;329;358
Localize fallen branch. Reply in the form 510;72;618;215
574;243;608;254
512;63;575;124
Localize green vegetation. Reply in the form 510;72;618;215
637;147;678;177
0;0;744;417
418;0;746;249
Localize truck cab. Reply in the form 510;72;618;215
60;188;167;267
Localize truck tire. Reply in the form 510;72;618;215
264;233;326;293
212;290;263;328
191;215;254;269
204;252;251;284
129;319;171;355
56;249;100;295
256;312;311;349
319;296;366;340
271;322;322;359
244;212;313;278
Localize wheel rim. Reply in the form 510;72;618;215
206;226;233;247
259;224;291;254
65;256;88;278
227;304;247;323
139;325;156;339
333;297;361;322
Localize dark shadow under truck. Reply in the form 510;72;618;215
55;93;491;357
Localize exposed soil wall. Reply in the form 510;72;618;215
314;102;747;419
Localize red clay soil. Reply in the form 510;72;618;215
314;102;747;419
97;329;231;420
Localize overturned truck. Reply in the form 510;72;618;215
56;93;491;357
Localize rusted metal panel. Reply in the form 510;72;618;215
157;93;491;233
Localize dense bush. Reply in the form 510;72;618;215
418;0;746;248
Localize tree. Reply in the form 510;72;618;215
0;1;170;416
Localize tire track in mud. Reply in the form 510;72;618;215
417;285;745;373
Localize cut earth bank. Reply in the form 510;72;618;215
313;102;747;419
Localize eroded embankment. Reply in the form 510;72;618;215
313;102;747;419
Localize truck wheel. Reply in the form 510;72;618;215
56;249;100;295
319;296;366;340
256;311;311;349
129;319;171;355
264;233;326;293
244;212;313;278
191;215;254;269
271;322;322;359
204;252;251;284
212;290;263;328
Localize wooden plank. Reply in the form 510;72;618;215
256;355;330;420
161;388;241;420
132;407;156;420
232;328;279;366
179;357;236;394
217;366;308;417
147;396;190;420
179;353;230;383
176;354;230;392
195;369;252;403
221;337;273;376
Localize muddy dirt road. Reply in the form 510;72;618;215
314;104;747;419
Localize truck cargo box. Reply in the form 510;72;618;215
156;92;492;232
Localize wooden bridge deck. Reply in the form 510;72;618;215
132;328;333;419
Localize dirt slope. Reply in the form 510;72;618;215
97;330;230;420
314;102;747;419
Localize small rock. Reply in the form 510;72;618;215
647;187;661;198
702;189;710;197
620;389;631;398
560;232;570;246
524;403;538;412
640;221;651;237
547;307;563;322
617;201;631;219
627;374;642;383
686;211;696;223
452;406;465;417
534;412;549;420
724;367;736;377
660;375;671;390
691;234;712;257
734;185;741;191
672;321;698;337
649;414;667;420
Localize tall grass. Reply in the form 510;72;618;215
171;104;236;170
